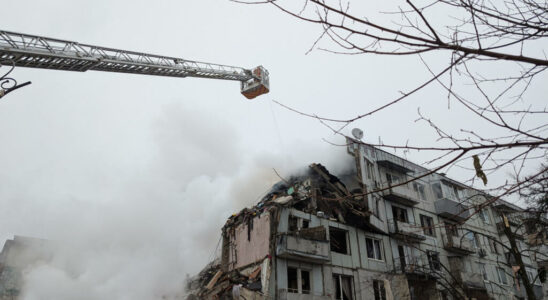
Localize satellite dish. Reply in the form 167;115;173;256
351;128;363;140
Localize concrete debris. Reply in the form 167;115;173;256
185;162;375;299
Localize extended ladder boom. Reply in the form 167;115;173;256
0;30;269;99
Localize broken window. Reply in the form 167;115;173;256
412;182;426;200
365;237;383;261
373;279;386;300
427;251;441;271
330;227;349;254
333;274;353;300
288;267;298;292
392;206;408;223
420;214;435;237
287;266;311;294
288;215;310;232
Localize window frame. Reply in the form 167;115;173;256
333;274;354;300
365;237;384;261
330;227;350;255
373;279;386;300
427;251;441;271
478;262;489;281
412;182;426;200
420;214;435;237
392;206;409;223
288;215;310;232
478;209;491;224
287;266;312;294
497;267;508;285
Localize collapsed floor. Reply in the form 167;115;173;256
185;163;377;299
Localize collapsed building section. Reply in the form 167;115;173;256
187;162;407;299
187;140;548;300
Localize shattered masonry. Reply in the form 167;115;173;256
190;139;548;300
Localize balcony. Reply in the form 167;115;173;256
393;255;439;280
460;272;486;291
278;289;331;300
387;219;426;242
442;233;475;255
381;185;420;206
434;198;469;221
276;233;330;264
448;258;487;291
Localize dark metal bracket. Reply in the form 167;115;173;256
0;60;31;100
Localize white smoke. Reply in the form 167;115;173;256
0;102;347;299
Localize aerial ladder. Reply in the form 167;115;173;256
0;30;269;100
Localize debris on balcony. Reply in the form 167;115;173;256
186;163;375;299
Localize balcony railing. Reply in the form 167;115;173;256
276;233;330;264
442;233;476;254
392;255;439;279
434;198;470;221
387;219;426;242
460;272;486;291
381;184;421;206
278;289;331;300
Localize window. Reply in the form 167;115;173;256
497;267;508;285
386;173;402;185
287;267;311;294
330;227;349;254
288;215;309;232
371;197;381;217
427;251;441;271
432;183;443;199
524;221;536;234
373;280;386;300
526;268;540;286
445;222;459;237
478;209;490;224
420;214;435;237
333;274;353;300
366;160;375;181
488;237;499;254
464;231;478;248
478;263;488;281
365;237;384;261
412;182;426;200
392;206;408;223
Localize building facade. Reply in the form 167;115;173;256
188;139;547;300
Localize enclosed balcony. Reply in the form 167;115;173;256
448;257;487;292
278;289;331;300
381;184;421;207
392;254;439;280
276;233;330;264
434;198;470;221
387;219;426;242
460;272;486;291
442;233;475;254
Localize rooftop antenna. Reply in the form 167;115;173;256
351;128;363;140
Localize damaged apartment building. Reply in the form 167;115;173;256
187;138;548;300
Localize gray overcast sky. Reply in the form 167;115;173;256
1;0;546;298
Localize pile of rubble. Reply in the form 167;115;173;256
185;163;372;299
